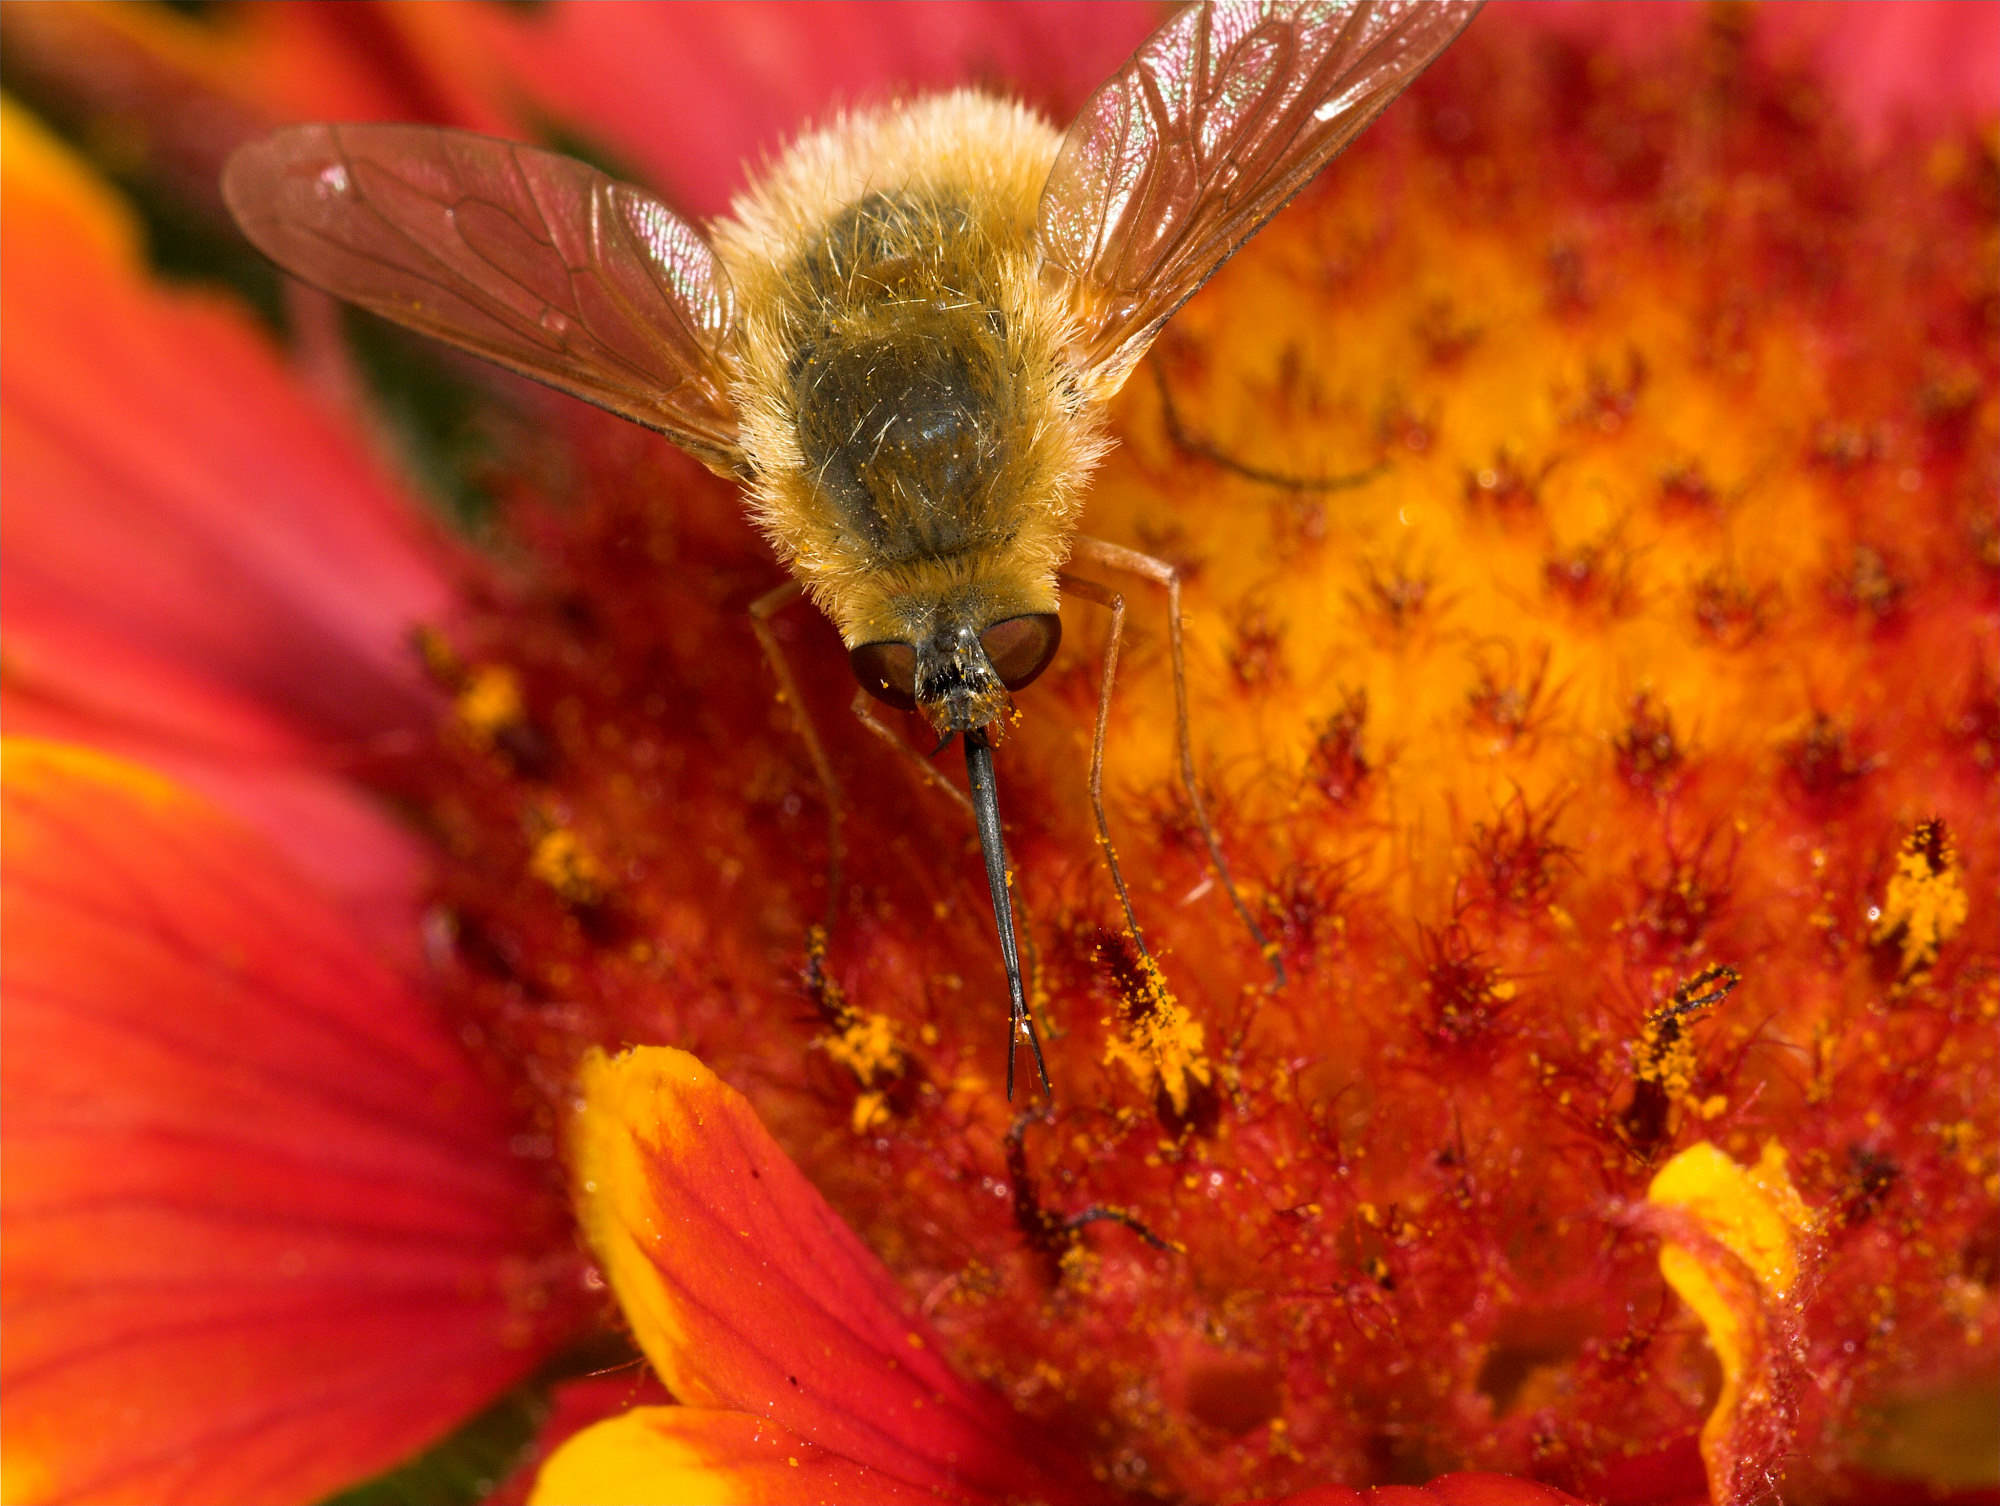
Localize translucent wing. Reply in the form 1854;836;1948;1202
1039;0;1481;396
223;123;745;477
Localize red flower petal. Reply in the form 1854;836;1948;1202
1503;1;1998;146
0;102;454;751
566;1047;1096;1505
1;611;433;976
0;740;579;1505
1752;1;2000;144
228;1;520;131
0;2;522;240
434;1;1159;217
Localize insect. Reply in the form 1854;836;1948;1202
223;0;1481;1098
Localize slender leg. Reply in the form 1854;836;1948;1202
1150;358;1387;495
1068;535;1286;988
1056;573;1153;959
748;581;844;931
1007;1112;1180;1270
849;690;972;817
1065;1205;1182;1253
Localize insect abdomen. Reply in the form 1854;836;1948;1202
714;94;1106;648
788;193;1020;567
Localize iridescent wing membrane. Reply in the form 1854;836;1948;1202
222;123;746;476
1040;0;1482;395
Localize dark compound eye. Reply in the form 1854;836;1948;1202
849;640;918;710
981;613;1062;691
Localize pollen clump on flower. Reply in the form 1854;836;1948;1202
1622;964;1740;1156
1872;817;1970;976
802;923;912;1132
455;663;528;746
820;1012;903;1087
1099;932;1212;1122
529;827;605;906
394;12;1995;1502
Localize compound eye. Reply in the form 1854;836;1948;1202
981;613;1062;692
849;641;918;710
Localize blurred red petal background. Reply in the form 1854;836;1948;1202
1;104;453;745
0;98;460;968
0;741;580;1505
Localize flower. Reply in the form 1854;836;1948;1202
3;5;1994;1505
531;1042;1585;1504
0;100;582;1504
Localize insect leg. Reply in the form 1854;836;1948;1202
1069;535;1286;988
748;580;845;932
848;691;972;817
1151;359;1387;495
1055;573;1154;961
1064;1206;1182;1254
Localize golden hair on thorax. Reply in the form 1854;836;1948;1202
222;0;1484;1097
714;93;1106;660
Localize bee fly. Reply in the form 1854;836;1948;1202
223;0;1481;1097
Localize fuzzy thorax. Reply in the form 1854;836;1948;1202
709;93;1108;650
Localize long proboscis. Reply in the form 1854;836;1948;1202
963;729;1050;1100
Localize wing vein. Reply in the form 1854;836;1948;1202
222;122;744;473
1038;0;1482;397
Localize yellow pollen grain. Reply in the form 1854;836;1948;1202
1872;819;1968;976
530;828;604;905
804;930;907;1123
455;663;525;744
1633;965;1738;1107
1058;1243;1099;1287
1635;1018;1699;1100
848;1089;889;1136
1101;948;1211;1117
822;1010;904;1086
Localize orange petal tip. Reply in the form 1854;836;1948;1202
567;1045;1086;1503
0;96;139;268
530;1406;949;1506
1647;1140;1821;1505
